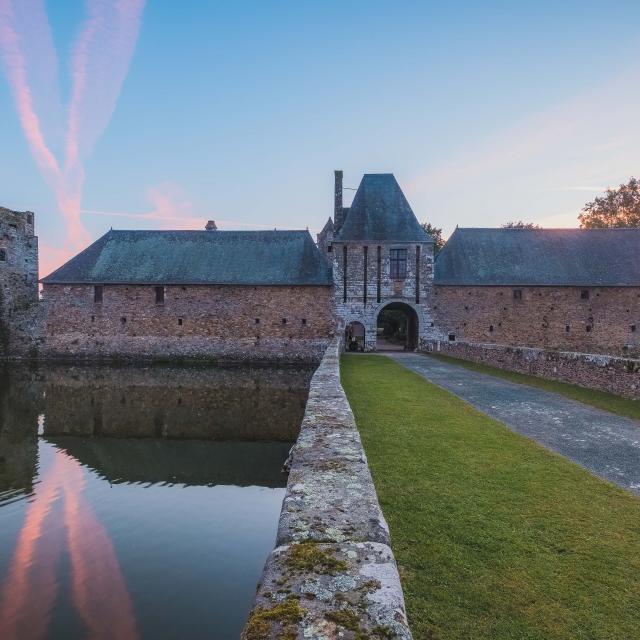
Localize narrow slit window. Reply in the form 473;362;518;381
0;248;6;262
363;246;368;303
343;246;348;304
376;246;381;303
513;289;522;300
94;285;103;303
178;318;183;326
581;289;589;300
155;286;165;304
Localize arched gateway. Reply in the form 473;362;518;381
376;302;419;351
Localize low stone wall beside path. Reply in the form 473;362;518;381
242;339;412;640
421;340;640;400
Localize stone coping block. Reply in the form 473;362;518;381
243;542;411;640
243;339;413;639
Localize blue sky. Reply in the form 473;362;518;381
1;1;640;274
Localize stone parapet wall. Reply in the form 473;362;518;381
242;339;412;639
39;283;334;362
422;340;640;400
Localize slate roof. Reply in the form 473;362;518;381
335;174;431;243
435;228;640;286
41;229;332;286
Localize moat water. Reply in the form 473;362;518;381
0;363;314;640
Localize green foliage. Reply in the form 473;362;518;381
420;223;445;254
285;542;348;575
341;354;640;640
579;177;640;228
501;221;541;229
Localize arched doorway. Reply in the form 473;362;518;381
376;302;418;351
345;321;366;352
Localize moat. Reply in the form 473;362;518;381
0;362;314;640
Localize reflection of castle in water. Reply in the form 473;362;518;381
42;364;313;441
0;363;312;500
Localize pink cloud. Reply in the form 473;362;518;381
0;0;146;252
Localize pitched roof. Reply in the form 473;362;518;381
435;228;640;286
41;229;332;286
335;174;431;243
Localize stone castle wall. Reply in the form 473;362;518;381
423;340;640;399
432;285;640;357
331;241;438;348
0;207;39;355
40;283;334;361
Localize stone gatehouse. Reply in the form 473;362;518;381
1;170;639;361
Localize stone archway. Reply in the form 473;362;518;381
345;321;366;352
376;302;419;351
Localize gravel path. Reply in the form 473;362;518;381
386;352;640;495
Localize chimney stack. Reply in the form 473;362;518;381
334;170;343;232
205;220;217;231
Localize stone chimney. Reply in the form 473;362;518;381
334;170;344;232
205;220;217;231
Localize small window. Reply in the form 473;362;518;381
301;318;307;325
565;325;570;332
91;315;95;323
581;290;589;300
631;324;637;333
390;248;407;280
448;333;456;342
585;325;592;332
282;318;287;325
0;248;6;262
155;286;165;304
94;285;103;303
255;318;260;324
513;289;522;300
489;325;494;332
327;245;333;253
120;317;127;324
178;318;183;326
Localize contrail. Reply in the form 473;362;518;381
0;0;146;254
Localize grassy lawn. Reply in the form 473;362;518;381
429;352;640;421
341;354;640;640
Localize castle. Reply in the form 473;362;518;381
1;171;639;368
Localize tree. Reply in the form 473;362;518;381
501;221;541;229
421;222;446;254
579;178;640;228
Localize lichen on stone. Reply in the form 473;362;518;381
285;542;348;575
243;597;304;640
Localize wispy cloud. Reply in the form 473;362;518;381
407;67;640;232
0;0;145;254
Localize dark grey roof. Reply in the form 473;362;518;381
42;229;332;285
335;174;431;243
435;228;640;286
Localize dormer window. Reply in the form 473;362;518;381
390;248;407;280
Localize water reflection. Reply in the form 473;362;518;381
0;363;311;639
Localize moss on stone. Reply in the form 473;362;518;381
284;542;348;575
243;597;304;640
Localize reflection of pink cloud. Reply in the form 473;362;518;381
0;449;139;640
0;0;145;252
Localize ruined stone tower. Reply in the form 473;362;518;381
0;207;39;352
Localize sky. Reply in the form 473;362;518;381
1;0;640;277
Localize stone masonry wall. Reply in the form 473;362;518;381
0;207;39;355
330;240;438;350
432;285;640;357
242;338;412;639
423;340;640;399
41;283;334;362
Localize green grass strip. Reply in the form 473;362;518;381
341;354;640;640
430;352;640;421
